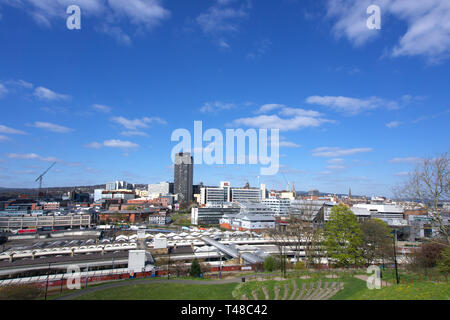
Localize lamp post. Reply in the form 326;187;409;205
392;229;400;285
44;262;51;300
167;247;171;280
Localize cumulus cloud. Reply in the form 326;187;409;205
2;0;170;45
312;147;373;157
34;86;70;101
200;101;237;113
233;103;333;131
0;124;26;135
29;121;74;133
121;131;149;137
232;114;332;131
111;116;166;130
305;95;414;115
85;139;139;149
389;157;423;164
92;104;111;113
326;0;450;62
386;121;401;128
5;153;60;162
196;0;251;47
0;84;8;98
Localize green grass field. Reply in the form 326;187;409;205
75;282;238;300
58;270;449;300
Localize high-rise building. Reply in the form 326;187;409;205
174;152;193;203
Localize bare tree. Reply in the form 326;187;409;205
394;152;449;242
269;200;324;272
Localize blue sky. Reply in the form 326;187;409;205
0;0;449;196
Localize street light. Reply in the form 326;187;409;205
392;229;400;285
44;262;51;300
168;247;171;280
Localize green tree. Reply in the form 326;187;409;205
324;204;364;267
360;219;393;266
189;258;202;278
263;256;276;272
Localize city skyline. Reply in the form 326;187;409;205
1;1;449;196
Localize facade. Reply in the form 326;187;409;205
174;152;193;203
262;198;291;216
147;182;174;196
106;181;133;191
148;212;172;225
42;202;60;211
0;214;91;231
220;214;275;232
231;188;262;203
191;206;240;225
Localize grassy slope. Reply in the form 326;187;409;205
354;282;449;300
75;283;238;300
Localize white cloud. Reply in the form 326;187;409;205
247;38;272;60
3;0;170;45
85;142;103;149
327;158;345;164
104;139;139;148
305;95;416;115
121;131;149;137
0;124;26;135
233;114;332;131
111;116;166;130
0;84;8;98
86;139;139;149
326;164;346;170
92;104;111;113
34;86;70;101
386;121;401;128
29;122;73;133
312;147;373;157
0;135;10;141
326;0;450;62
5;153;60;162
256;104;285;114
196;0;251;47
389;157;423;164
233;103;333;131
5;79;34;89
200;101;237;113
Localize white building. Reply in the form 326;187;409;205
148;182;173;197
220;213;275;231
262;198;291;216
231;188;262;203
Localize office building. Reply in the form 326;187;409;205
174;152;193;203
262;198;291;216
231;187;262;203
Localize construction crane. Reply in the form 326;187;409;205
281;172;290;191
35;162;56;199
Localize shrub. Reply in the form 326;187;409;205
294;261;306;271
0;284;43;300
263;256;276;272
189;258;202;278
408;241;447;273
